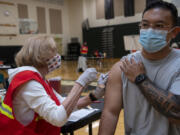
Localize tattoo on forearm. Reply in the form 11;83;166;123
138;79;180;120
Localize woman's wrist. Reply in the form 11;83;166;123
97;84;105;89
74;82;84;91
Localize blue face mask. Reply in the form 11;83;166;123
139;28;168;53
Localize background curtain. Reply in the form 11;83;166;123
105;0;114;19
124;0;134;17
146;0;159;7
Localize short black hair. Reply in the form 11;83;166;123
143;0;178;26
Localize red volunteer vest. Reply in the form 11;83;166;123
0;70;61;135
81;45;88;55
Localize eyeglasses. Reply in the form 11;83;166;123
139;22;170;30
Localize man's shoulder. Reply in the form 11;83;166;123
112;51;141;69
124;51;141;58
110;60;126;80
111;61;121;70
109;51;141;77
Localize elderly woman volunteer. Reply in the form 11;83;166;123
0;36;97;135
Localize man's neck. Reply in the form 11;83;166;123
141;46;172;61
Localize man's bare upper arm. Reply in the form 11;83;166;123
104;61;123;115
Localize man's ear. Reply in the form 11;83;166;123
171;26;180;38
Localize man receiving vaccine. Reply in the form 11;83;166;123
99;1;180;135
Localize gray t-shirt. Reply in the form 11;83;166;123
122;49;180;135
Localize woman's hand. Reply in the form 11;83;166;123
98;73;109;85
76;68;97;87
92;73;109;99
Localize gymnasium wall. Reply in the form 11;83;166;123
83;0;180;28
0;0;70;55
68;0;83;44
83;0;180;58
83;0;145;28
0;0;179;58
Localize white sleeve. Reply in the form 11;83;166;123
53;89;66;103
53;88;78;111
21;80;68;127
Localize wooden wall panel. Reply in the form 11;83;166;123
49;9;62;34
17;4;28;18
0;1;14;6
37;7;46;33
96;0;105;19
135;0;146;13
114;0;124;17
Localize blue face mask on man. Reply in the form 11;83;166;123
139;28;169;53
